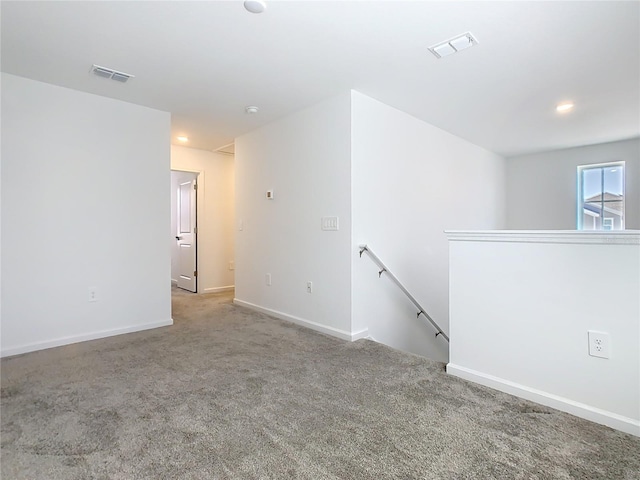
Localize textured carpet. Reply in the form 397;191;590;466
1;289;639;480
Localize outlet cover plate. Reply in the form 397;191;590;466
588;330;610;359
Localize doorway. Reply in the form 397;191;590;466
171;170;199;292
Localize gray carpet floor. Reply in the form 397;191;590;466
1;289;639;479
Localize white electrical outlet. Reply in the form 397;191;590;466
588;331;610;359
88;286;98;302
306;281;313;293
266;273;272;286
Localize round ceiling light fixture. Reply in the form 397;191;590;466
556;102;574;113
244;0;266;14
245;106;259;114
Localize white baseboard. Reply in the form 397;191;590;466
350;328;370;341
233;298;368;342
203;285;235;294
446;363;640;437
1;319;174;358
171;278;178;286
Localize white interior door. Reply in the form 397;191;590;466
176;179;197;292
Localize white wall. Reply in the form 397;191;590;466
234;92;356;338
447;231;640;436
1;73;172;357
351;92;506;362
506;138;640;230
171;146;235;293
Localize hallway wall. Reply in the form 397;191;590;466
351;91;506;362
234;92;355;338
171;146;235;293
1;73;171;356
506;138;640;229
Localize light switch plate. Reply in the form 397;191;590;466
321;216;339;231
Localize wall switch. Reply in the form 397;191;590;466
266;190;274;199
229;261;235;271
88;286;98;302
588;331;610;359
238;219;244;231
266;273;272;286
306;281;313;293
321;216;339;231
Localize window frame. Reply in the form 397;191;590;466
576;161;625;231
602;217;614;231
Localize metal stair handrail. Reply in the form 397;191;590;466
358;244;449;342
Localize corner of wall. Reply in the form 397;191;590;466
234;91;353;337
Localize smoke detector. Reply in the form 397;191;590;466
429;32;479;59
245;106;259;114
244;0;266;14
91;64;135;83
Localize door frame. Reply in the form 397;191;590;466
171;168;204;293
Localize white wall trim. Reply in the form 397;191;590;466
447;363;640;437
1;319;174;359
233;298;368;342
350;328;370;341
203;285;235;294
171;278;178;286
445;230;640;245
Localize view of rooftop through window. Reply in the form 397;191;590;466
577;162;625;231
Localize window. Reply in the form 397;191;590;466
577;162;625;230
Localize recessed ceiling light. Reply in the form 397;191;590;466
244;0;266;14
245;106;259;114
177;136;189;142
556;102;574;113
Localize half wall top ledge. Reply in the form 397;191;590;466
445;230;640;245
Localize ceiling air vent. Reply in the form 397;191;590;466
429;32;479;59
91;64;134;83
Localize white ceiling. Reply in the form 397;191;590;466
1;1;638;157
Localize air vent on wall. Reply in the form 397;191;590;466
91;64;135;83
